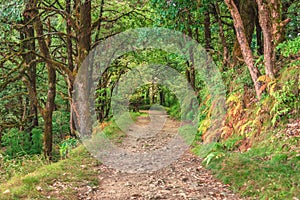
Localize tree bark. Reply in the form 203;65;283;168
225;0;262;99
256;14;263;55
65;0;77;136
74;0;92;136
204;10;212;51
32;2;56;160
256;0;290;78
232;0;257;65
78;0;92;64
21;0;38;132
270;0;285;45
256;0;275;79
213;2;229;67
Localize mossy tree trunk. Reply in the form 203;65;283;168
21;0;38;133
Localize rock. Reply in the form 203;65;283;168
36;186;43;191
182;177;188;182
125;182;132;187
3;189;10;194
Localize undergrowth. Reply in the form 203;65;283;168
194;40;300;199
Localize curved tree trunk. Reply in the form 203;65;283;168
225;0;262;99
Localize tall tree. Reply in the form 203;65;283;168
232;0;258;65
256;0;290;79
21;0;38;132
22;0;57;160
225;0;262;99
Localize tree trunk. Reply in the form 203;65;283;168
213;2;229;67
186;14;196;90
256;0;290;78
256;0;275;79
66;0;76;136
270;0;285;45
22;1;38;132
204;11;212;51
232;0;257;65
256;15;263;55
32;3;56;160
78;0;92;135
78;0;91;64
159;88;165;106
225;0;262;99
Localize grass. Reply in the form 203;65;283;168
0;145;99;200
193;130;300;199
0;154;47;185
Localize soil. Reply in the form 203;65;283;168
85;110;244;200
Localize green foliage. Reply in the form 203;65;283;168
270;79;299;125
202;151;225;166
222;136;243;151
195;135;242;166
167;102;181;119
194;142;225;166
1;128;43;158
0;0;24;29
30;128;43;155
1;128;24;158
285;2;300;39
52;111;71;144
277;36;300;57
59;138;78;160
196;142;223;156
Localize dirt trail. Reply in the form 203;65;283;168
87;110;243;200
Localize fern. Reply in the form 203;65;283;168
203;151;225;166
226;93;241;104
239;121;253;136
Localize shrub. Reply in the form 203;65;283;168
1;128;43;158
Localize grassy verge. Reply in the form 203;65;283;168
193;129;300;199
0;145;99;200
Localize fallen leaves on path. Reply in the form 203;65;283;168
81;111;245;200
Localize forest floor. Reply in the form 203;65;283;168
83;110;244;200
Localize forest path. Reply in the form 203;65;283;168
86;110;243;200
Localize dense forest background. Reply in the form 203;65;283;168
0;0;299;199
